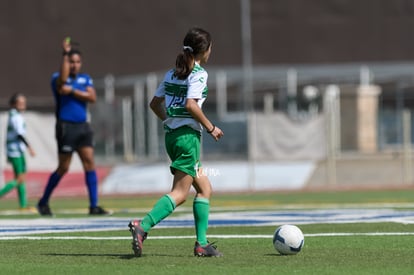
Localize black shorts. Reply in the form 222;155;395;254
56;120;94;153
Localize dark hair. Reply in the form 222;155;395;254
68;48;82;57
174;27;212;80
9;93;25;106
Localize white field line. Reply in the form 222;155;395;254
1;232;414;241
2;202;414;216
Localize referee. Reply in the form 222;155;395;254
37;38;109;216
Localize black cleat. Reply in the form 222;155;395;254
128;220;147;257
194;241;223;257
37;202;53;216
89;206;111;215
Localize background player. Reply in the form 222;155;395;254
37;38;109;216
0;94;36;210
128;27;224;257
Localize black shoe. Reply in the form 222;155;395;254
37;202;53;216
194;241;223;257
128;220;147;257
89;206;111;215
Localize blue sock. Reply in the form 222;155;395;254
85;170;98;208
39;171;61;205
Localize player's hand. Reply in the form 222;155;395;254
60;85;73;95
28;147;36;157
209;125;223;141
62;37;71;53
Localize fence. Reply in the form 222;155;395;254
91;63;414;188
90;62;414;157
2;62;414;189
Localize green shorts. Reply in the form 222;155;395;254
165;126;201;178
8;156;26;176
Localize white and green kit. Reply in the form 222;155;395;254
154;62;208;177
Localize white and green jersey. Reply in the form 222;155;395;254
6;108;27;158
155;62;208;132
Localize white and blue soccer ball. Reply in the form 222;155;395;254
273;224;304;255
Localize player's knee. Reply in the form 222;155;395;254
16;178;25;185
175;197;187;206
80;156;95;170
83;163;95;171
56;166;69;175
171;193;187;206
196;183;212;198
198;189;212;199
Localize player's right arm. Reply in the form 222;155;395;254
150;79;168;121
56;38;72;93
149;96;167;121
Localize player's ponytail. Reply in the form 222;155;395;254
174;27;212;80
175;48;194;80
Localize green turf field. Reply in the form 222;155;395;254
0;189;414;274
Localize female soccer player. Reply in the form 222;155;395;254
128;27;224;257
37;38;109;216
0;94;35;210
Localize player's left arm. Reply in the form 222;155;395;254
17;135;36;157
68;76;96;103
13;116;35;157
186;71;223;141
185;99;223;141
71;85;96;103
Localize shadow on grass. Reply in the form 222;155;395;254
264;253;291;257
43;253;190;259
43;253;136;259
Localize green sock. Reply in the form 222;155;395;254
0;180;17;197
17;183;27;208
193;197;210;246
141;194;176;232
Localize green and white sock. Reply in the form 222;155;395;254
0;180;17;197
141;194;176;232
17;183;27;208
193;197;210;246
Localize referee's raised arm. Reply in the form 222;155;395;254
57;37;71;92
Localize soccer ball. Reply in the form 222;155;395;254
273;224;304;255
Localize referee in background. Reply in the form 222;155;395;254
37;37;110;216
